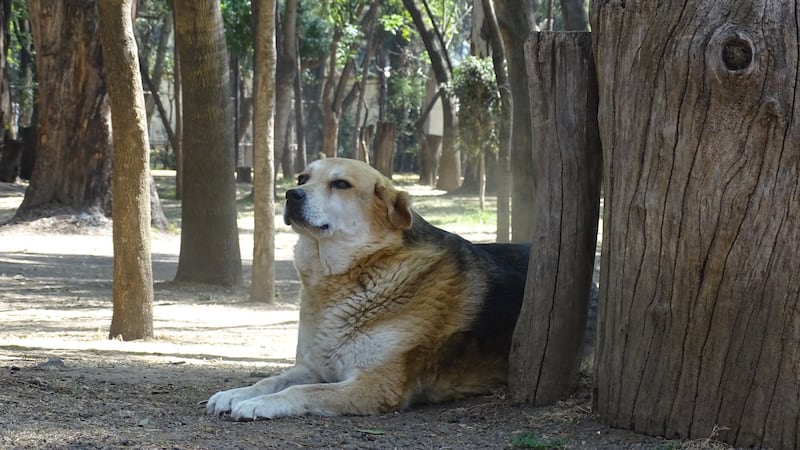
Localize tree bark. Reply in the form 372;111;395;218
372;122;396;178
274;0;297;180
481;0;512;242
559;0;587;31
591;2;800;448
509;31;600;405
173;0;242;287
495;0;536;242
249;0;276;304
403;0;461;192
99;0;154;341
293;44;307;173
17;0;112;218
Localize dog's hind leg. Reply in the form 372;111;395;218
206;365;319;416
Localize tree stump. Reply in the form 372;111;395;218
591;2;800;448
509;31;601;405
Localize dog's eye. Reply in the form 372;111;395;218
330;179;352;190
297;174;309;185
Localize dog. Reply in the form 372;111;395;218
207;157;529;420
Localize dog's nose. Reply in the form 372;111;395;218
286;188;305;202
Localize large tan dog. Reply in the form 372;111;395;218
207;158;529;420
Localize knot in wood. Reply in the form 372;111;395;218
721;37;753;72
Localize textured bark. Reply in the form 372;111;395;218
495;0;536;242
509;32;601;406
559;0;587;31
99;0;154;341
481;0;512;242
17;0;112;218
249;0;276;304
372;122;396;178
591;2;800;448
173;0;242;287
403;0;461;192
274;0;297;180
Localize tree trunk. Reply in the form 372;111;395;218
559;0;587;31
274;0;297;180
481;0;512;242
403;0;461;192
509;32;600;405
173;0;242;287
372;121;395;178
99;0;154;341
249;0;276;304
495;0;536;242
17;0;112;219
172;33;183;200
293;45;307;172
591;2;800;448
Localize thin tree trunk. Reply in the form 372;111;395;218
559;0;587;31
591;2;800;448
274;0;296;180
172;33;183;200
496;0;536;242
173;0;242;287
99;0;154;341
250;0;276;303
481;0;511;242
372;122;395;177
403;0;460;191
293;42;307;172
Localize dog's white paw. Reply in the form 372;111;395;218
230;395;294;421
206;387;255;416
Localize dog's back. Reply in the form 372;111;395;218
400;213;529;404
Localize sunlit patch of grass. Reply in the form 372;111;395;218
412;195;497;228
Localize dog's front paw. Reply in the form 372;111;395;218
230;395;294;421
207;387;254;416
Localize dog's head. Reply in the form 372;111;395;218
283;158;413;241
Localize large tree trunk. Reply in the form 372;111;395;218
173;0;242;287
99;0;154;341
591;2;800;448
509;31;601;405
249;0;276;304
17;0;112;218
495;0;536;242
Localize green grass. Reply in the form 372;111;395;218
508;433;567;450
412;196;496;227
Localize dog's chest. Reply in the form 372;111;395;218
301;265;416;379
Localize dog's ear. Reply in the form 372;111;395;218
375;180;413;230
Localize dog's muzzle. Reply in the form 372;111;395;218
283;188;306;226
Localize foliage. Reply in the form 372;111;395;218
8;0;34;129
452;55;499;161
297;2;332;62
508;432;567;450
221;0;253;60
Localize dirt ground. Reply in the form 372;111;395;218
0;181;731;450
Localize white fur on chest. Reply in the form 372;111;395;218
295;257;422;383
